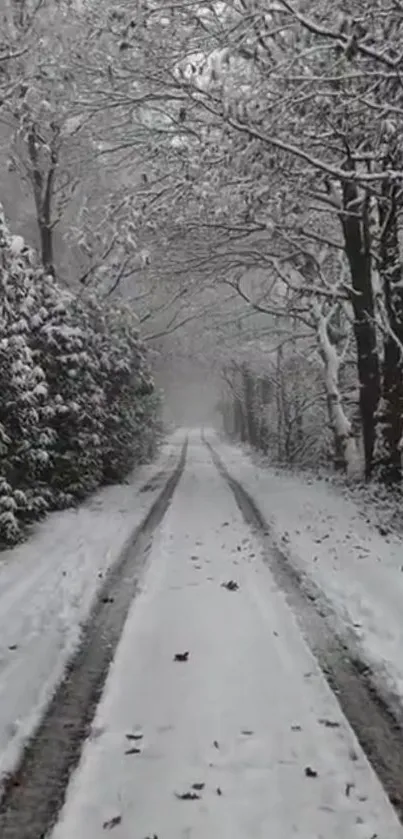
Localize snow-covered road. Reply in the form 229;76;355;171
53;434;403;839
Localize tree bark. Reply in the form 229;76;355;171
276;341;284;461
340;170;380;479
377;171;403;484
314;300;361;478
39;218;55;277
242;364;256;446
27;123;58;277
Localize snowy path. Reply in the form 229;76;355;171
0;433;183;782
53;434;403;839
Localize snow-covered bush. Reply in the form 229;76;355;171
0;209;160;546
29;285;106;504
0;212;54;544
85;297;161;484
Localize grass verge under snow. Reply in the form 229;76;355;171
211;433;403;711
0;433;182;785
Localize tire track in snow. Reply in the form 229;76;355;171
0;439;187;839
206;435;403;824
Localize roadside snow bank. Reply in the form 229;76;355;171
211;433;403;708
0;432;183;784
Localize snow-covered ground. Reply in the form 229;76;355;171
52;435;402;839
0;433;183;783
210;432;403;707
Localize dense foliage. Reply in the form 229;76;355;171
0;208;161;546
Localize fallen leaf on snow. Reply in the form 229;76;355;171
103;815;122;830
345;782;354;797
126;733;143;741
175;791;201;801
216;787;222;796
221;580;239;591
174;651;189;662
192;782;205;791
376;525;388;537
305;766;318;778
291;725;302;732
213;740;220;749
125;747;141;755
318;718;340;729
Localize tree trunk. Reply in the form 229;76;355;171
257;376;269;452
377;174;403;484
242;364;256;446
314;300;361;478
39;219;55;277
276;341;284;461
27;122;58;278
340;172;380;479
